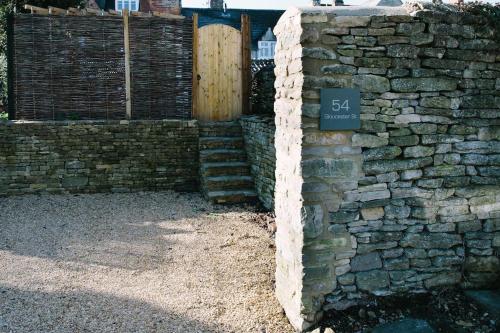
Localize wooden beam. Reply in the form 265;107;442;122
66;7;82;15
152;11;185;20
107;9;120;16
241;14;251;116
123;9;132;119
191;13;199;119
24;5;49;15
130;11;151;17
85;8;103;15
48;6;66;15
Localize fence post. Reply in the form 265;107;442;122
192;13;199;119
123;9;132;120
6;13;15;120
241;14;251;115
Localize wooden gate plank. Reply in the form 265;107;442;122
241;14;251;116
196;24;242;121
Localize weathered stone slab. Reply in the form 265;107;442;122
351;252;382;272
400;233;462;249
302;159;360;179
303;47;337;60
364;157;433;175
391;78;457;92
356;270;390;292
353;134;389;148
363;146;402;161
354;75;391;93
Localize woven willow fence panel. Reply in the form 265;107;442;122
10;14;193;120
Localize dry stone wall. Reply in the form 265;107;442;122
251;67;277;115
0;120;199;195
274;6;500;331
240;115;276;210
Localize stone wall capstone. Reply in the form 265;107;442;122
0;120;199;196
274;5;500;331
240;115;276;210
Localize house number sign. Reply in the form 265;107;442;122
320;88;361;131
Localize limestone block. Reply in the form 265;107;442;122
303;47;337;60
302;158;360;179
351;252;382;272
331;16;371;28
363;146;402;161
396;22;425;35
387;44;419;58
400;233;462;249
352;134;389;148
391;78;458;92
353;75;391;93
361;207;385;221
404;146;435;158
356;270;390;292
424;272;462;289
302;205;324;239
363;157;433;175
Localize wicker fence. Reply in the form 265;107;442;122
8;13;193;120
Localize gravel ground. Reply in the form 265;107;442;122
0;192;293;333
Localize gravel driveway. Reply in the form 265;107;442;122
0;192;292;333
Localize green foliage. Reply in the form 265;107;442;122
0;111;8;121
460;1;500;41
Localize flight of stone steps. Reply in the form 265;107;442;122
199;121;258;204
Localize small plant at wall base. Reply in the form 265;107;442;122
0;111;8;121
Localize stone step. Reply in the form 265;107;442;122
199;137;244;150
207;189;258;204
199;121;242;137
203;175;254;191
201;162;251;177
200;149;246;163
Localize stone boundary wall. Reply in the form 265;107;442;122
274;6;500;331
0;120;199;196
240;115;276;210
251;66;277;115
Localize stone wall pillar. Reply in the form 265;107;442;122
274;8;366;331
274;5;500;331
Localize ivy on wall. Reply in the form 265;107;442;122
461;1;500;42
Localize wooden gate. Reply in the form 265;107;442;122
192;14;251;122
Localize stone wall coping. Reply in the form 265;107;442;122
241;115;275;125
294;6;409;16
0;119;198;127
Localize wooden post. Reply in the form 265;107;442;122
241;14;251;115
123;9;132;120
192;13;199;119
6;12;15;120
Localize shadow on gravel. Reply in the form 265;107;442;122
0;285;224;333
0;192;248;271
